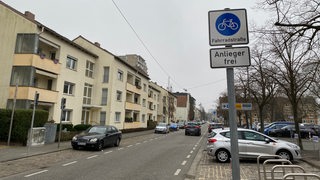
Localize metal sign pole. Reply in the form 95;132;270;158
28;91;38;154
7;84;18;146
227;67;240;180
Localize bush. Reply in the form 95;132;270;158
0;109;48;145
73;124;91;131
56;123;73;132
147;120;157;129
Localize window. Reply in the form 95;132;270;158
142;114;145;123
10;66;34;86
83;83;93;104
62;110;72;122
101;88;108;105
115;112;121;123
142;99;146;107
143;84;147;92
66;56;77;70
117;70;123;81
15;33;38;54
116;91;122;101
100;111;106;125
81;108;90;124
85;61;94;78
103;67;109;83
63;81;75;95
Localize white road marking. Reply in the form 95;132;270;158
127;145;133;148
190;150;193;154
136;143;141;145
62;161;77;167
118;148;124;150
195;144;198;147
186;155;191;159
104;151;113;154
24;170;48;177
87;155;98;159
143;141;148;143
181;160;187;166
193;147;196;150
174;169;181;176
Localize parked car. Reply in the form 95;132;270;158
208;122;224;133
154;123;170;134
185;122;201;136
264;121;294;135
177;121;186;129
169;123;179;131
207;128;301;163
269;124;317;138
71;125;122;151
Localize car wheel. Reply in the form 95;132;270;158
185;132;188;136
276;150;293;161
72;145;79;150
216;149;230;163
198;132;201;136
97;140;104;151
114;138;120;147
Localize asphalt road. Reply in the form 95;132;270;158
1;128;206;180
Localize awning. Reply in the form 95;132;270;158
36;69;58;78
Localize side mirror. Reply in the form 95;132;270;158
265;138;270;143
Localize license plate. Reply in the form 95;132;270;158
78;142;86;146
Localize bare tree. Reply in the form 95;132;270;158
262;0;320;49
266;32;319;149
236;44;278;133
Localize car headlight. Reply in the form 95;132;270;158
287;143;299;149
72;136;77;141
89;138;98;142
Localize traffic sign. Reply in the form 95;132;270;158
221;103;252;110
210;46;250;68
208;9;248;46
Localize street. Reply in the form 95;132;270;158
0;129;205;180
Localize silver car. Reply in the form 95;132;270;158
207;128;301;163
154;123;169;134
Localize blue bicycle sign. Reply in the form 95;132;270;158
215;13;240;36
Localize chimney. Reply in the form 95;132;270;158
24;11;35;21
94;42;100;47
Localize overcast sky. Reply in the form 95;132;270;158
4;0;268;111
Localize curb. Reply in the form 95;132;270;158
185;136;206;180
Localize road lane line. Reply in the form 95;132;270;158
24;170;48;177
190;150;193;154
127;145;133;148
181;160;187;166
118;148;124;150
87;155;98;159
143;141;148;143
174;169;181;176
62;161;77;166
136;143;141;145
186;155;191;159
104;150;113;154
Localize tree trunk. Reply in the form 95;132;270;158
259;107;264;134
293;103;303;149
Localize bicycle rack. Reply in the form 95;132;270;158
257;155;292;180
270;165;306;180
282;173;320;180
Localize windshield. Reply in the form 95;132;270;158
158;123;167;127
87;126;106;134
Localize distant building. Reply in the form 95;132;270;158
173;92;196;121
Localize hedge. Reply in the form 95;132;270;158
0;109;48;145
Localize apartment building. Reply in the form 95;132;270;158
174;92;195;122
0;2;180;130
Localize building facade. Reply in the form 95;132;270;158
0;2;183;129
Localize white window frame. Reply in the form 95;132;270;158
117;70;123;81
62;110;72;122
115;112;121;123
116;91;122;101
66;56;77;70
63;81;75;95
83;83;93;105
85;60;94;78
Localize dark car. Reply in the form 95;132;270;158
71;125;122;150
185;122;201;136
269;124;317;138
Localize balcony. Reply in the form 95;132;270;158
9;86;58;103
125;101;141;111
13;54;61;74
126;83;141;93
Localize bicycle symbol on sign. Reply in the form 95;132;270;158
217;18;239;31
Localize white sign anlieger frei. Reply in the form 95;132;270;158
210;47;250;68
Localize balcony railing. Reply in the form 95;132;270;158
9;86;58;103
